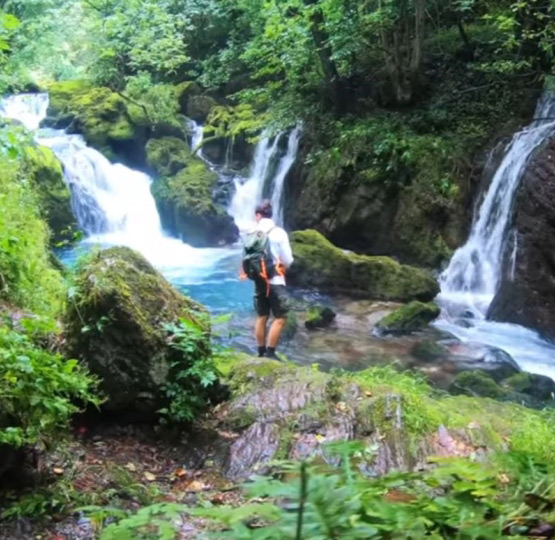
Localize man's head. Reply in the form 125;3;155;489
255;199;273;222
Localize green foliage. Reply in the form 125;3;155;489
0;325;99;448
195;446;555;538
81;502;186;540
0;131;66;317
161;315;218;423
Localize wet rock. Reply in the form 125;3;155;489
175;81;202;113
502;372;555;402
146;136;192;177
375;301;440;335
187;95;218;123
411;340;449;362
63;247;210;417
305;306;337;330
289;230;439;301
441;340;520;381
450;370;507;399
488;136;555;341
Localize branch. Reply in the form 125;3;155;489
115;91;152;125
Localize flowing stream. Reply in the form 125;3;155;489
436;94;555;379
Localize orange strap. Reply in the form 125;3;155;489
260;259;270;297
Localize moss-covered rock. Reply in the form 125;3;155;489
151;159;239;246
186;95;218;123
21;144;77;244
376;301;440;335
207;357;555;479
288;230;439;301
46;81;147;167
450;370;507;399
146;136;192;177
63;246;209;416
502;372;555;402
411;340;449;362
305;306;336;330
175;81;202;113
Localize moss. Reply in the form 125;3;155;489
288;230;439;301
450;370;506;399
376;301;440;335
64;246;208;414
151;157;238;247
21;144;77;243
175;81;201;113
305;306;336;330
146;136;192;177
410;340;448;362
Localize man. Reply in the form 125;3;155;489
250;200;294;359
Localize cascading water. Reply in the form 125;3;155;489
229;127;300;230
0;94;232;281
436;93;555;378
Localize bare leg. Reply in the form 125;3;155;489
255;315;269;347
267;317;286;348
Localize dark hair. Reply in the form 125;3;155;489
255;199;273;218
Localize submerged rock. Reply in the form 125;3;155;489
488;136;555;341
288;230;439;301
375;301;440;335
63;247;210;416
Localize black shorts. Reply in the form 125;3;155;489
254;284;290;319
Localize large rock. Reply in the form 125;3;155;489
488;136;555;341
186;95;218;123
376;301;440;335
21;144;77;243
288;230;439;301
148;137;238;246
63;247;210;416
45;81;147;168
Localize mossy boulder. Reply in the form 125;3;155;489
450;370;507;399
289;230;439;301
376;301;440;335
46;81;146;167
175;81;202;113
146;136;192;177
411;340;449;362
305;306;336;330
151;159;239;246
63;247;209;416
502;372;555;402
186;95;218;123
21;144;77;243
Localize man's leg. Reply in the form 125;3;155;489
266;285;289;359
255;315;269;355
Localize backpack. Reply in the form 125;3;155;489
242;227;275;288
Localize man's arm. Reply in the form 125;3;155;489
277;229;294;268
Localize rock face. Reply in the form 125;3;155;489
488;136;555;341
63;247;210;416
288;230;439;301
22;144;76;243
376;301;440;335
147;137;238;246
45;81;147;167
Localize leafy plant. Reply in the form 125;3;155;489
161;315;218;423
0;325;100;449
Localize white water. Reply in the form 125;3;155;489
0;94;230;275
437;94;555;379
229;128;300;230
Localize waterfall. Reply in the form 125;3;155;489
436;94;555;379
229;127;300;230
0;93;229;272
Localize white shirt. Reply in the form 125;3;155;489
256;218;294;285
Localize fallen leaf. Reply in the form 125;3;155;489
335;401;347;412
144;472;156;482
498;473;510;485
364;390;373;397
315;434;326;443
175;467;187;478
186;480;205;492
125;462;137;472
53;467;64;475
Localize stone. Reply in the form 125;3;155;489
175;81;202;113
151;161;239;247
186;95;218;123
449;370;506;399
305;306;337;330
488;136;555;341
502;372;555;402
46;81;147;168
375;301;440;335
21;144;77;244
63;247;210;416
146;136;192;177
411;340;449;362
288;230;439;301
